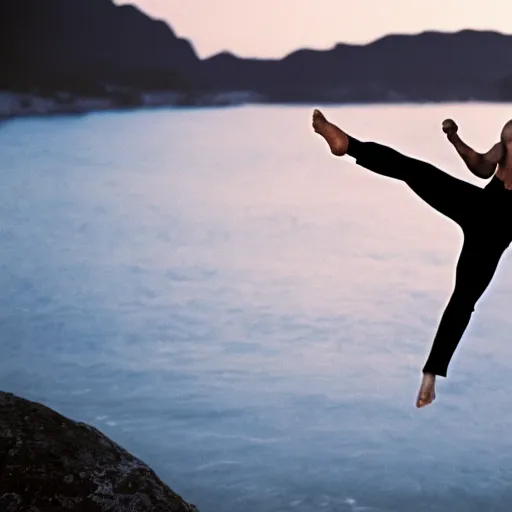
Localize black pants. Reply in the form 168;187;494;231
347;138;512;377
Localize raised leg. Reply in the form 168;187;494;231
312;109;483;229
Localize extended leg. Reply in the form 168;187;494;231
416;232;507;407
312;109;483;228
423;234;507;378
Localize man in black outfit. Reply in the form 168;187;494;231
312;109;512;408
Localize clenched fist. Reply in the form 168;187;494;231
442;119;458;137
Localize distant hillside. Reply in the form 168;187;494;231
202;30;512;102
2;0;512;104
0;0;203;95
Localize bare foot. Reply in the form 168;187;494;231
312;109;349;156
416;372;436;408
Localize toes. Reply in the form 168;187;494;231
416;398;428;408
313;109;324;120
312;109;327;133
416;392;435;408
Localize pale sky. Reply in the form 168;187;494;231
116;0;511;59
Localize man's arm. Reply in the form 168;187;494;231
442;119;503;179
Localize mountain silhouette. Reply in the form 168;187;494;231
202;31;512;102
2;0;512;102
0;0;202;94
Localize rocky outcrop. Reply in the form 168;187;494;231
0;392;198;512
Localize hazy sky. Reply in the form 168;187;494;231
116;0;510;59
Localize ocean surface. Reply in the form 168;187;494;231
2;104;512;511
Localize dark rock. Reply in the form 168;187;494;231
0;392;198;512
19;97;33;109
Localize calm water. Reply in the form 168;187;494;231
2;104;512;511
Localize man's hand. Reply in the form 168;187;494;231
442;119;458;138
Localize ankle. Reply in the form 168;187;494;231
346;135;364;159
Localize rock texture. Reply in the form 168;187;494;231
0;392;198;512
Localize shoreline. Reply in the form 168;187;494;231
0;90;266;120
2;90;512;120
